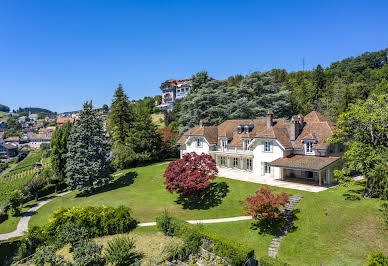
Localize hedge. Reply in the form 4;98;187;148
42;206;138;239
258;256;290;266
156;215;254;266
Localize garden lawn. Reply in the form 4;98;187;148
29;162;261;227
17;162;388;265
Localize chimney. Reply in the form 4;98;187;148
289;116;300;141
298;114;304;130
266;110;274;128
199;119;209;127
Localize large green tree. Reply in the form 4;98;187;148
107;84;133;145
50;121;71;192
330;93;388;199
65;101;111;194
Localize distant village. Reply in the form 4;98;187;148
0;109;109;163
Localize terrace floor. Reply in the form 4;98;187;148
217;168;329;192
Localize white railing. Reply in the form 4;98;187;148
212;146;253;155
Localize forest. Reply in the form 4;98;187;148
175;48;388;133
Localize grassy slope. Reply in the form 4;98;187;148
151;113;165;129
8;162;387;265
30;163;261;226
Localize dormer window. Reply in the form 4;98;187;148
306;141;313;153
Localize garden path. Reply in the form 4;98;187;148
0;191;71;241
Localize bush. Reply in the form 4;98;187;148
104;236;141;266
366;250;388;266
382;203;388;225
32;244;66;266
156;210;180;236
156;215;254;266
73;241;104;266
259;256;290;266
55;223;88;250
42;206;138;239
0;208;8;223
7;189;23;216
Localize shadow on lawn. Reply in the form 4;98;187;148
343;187;364;201
76;172;137;198
175;182;230;210
250;209;300;236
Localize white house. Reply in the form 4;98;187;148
177;111;343;186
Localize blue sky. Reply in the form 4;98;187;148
1;0;387;113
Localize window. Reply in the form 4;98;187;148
233;157;239;168
243;139;250;151
264;141;271;152
306;141;313;153
222;139;227;149
246;159;253;171
196;138;202;147
265;164;271;174
220;157;226;166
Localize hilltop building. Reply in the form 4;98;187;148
177;111;343;186
158;78;192;110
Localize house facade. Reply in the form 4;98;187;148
177;111;343;186
158;78;192;110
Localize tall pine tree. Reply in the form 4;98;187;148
65;102;111;194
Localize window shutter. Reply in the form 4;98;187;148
270;141;273;152
262;141;265;152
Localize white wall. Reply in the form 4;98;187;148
181;136;210;157
251;139;284;178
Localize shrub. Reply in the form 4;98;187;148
156;215;254;266
43;206;137;239
382;203;388;225
163;152;218;197
104;236;141;266
32;244;66;266
55;223;88;250
0;208;8;223
259;256;290;266
366;250;388;266
73;241;104;266
241;187;290;220
156;210;180;236
7;189;23;216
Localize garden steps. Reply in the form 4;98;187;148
267;195;303;258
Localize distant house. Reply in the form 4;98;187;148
177;111;344;186
56;116;75;126
158;78;192;111
0;143;18;158
29;113;39;121
5;136;20;146
38;126;56;135
28;133;52;149
18;116;27;123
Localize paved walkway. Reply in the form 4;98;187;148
0;161;19;177
138;215;253;227
0;191;72;241
218;168;328;192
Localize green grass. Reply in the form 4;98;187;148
151;113;165;129
30;162;261;227
2;162;385;265
3;150;43;178
0;173;35;206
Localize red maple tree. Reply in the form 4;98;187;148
163;152;218;197
241;187;290;220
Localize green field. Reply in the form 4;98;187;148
0;162;385;265
2;150;43;178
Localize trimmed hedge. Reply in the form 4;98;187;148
156;215;254;266
42;206;138;239
259;256;290;266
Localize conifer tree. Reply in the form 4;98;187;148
50;121;71;191
65;101;111;193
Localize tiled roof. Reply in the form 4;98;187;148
177;126;218;145
5;136;20;142
0;143;17;150
268;155;341;171
56;117;75;124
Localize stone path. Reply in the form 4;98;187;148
218;168;328;192
268;195;303;258
138;215;253;227
0;191;72;241
0;160;19;177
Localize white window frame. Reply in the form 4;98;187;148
265;164;271;174
246;159;253;171
221;139;227;149
233;157;239;168
243;139;250;151
264;141;271;152
220;156;226;166
196;138;202;147
305;141;313;154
